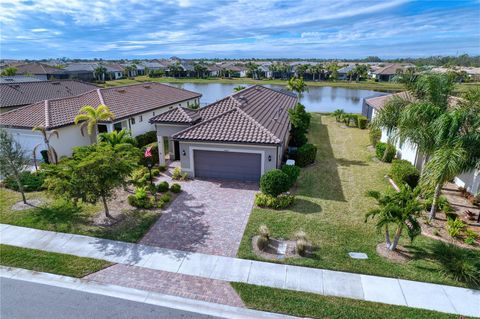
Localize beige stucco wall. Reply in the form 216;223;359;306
49;125;92;158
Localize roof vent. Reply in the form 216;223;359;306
116;89;127;93
51;82;60;85
143;85;151;89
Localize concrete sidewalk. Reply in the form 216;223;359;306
1;224;479;317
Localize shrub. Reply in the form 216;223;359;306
160;193;171;203
294;230;307;241
357;116;368;129
296;238;308;256
170;183;182;193
296;143;317;167
158;165;167;172
369;127;382;146
128;194;154;209
431;242;480;286
260;169;290;196
259;224;270;240
390;159;420;188
172;167;188;180
424;196;453;213
281;165;301;187
255;193;295;209
257;236;269;250
464;229;478;245
135;131;157;147
4;171;45;192
375;142;396;163
257;225;270;250
130;167;150;186
134;186;148;200
446;218;466;238
157;181;169;192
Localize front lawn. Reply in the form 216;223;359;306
0;244;111;277
0;188;159;243
238;115;480;288
232;283;458;319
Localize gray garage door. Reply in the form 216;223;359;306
194;150;261;181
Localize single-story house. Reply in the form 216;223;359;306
337;65;355;80
3;63;67;80
150;85;298;181
0;80;98;113
369;63;415;82
0;83;201;159
63;63;96;81
363;93;480;194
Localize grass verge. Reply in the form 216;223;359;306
0;189;159;243
238;115;480;288
232;283;459;319
0;244;111;277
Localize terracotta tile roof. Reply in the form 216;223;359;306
149;106;201;124
0;82;201;129
0;80;98;108
9;63;65;75
373;63;413;76
171;85;297;145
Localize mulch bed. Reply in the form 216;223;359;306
376;243;413;263
251;235;313;260
11;199;45;211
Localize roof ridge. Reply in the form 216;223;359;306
96;88;105;105
44;100;50;128
177;105;193;121
235;107;281;143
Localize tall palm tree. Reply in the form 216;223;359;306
94;66;107;81
372;96;410;145
74;105;115;143
32;125;59;167
286;77;308;98
365;186;422;251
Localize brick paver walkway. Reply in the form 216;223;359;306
86;264;244;307
140;177;258;257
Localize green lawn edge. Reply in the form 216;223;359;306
0;244;112;278
231;282;462;319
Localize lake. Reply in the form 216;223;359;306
167;82;387;113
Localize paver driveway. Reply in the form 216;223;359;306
140;178;258;257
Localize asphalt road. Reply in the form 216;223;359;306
1;278;222;319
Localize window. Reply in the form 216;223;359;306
139;115;143;122
113;122;122;132
152;111;155;116
187;101;190;107
130;118;136;125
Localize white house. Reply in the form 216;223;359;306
0;83;201;159
364;92;480;194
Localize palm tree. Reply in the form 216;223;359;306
97;129;136;148
234;85;246;92
94;66;107;81
372;96;410;145
32;125;59;167
333;109;345;122
74;105;115;143
286;77;308;97
246;62;260;79
365;186;422;251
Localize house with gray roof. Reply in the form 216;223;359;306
1;82;201;159
151;85;297;181
3;63;67;80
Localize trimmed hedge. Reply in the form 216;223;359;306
296;143;317;167
390;159;420;188
255;193;295;209
281;165;301;188
128;194;155;209
357;116;368;129
4;171;45;192
157;181;169;192
135;131;157;147
369;127;382;146
375;142;396;163
170;183;182;193
260;169;290;197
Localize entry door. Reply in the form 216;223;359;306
174;141;180;160
194;150;261;181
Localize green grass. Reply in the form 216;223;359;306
103;76;475;93
232;283;460;319
238;115;480;288
0;188;159;243
0;244;111;277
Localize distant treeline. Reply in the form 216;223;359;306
6;54;480;67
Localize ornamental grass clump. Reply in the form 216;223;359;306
257;225;270;251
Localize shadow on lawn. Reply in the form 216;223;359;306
290;198;322;214
31;201;90;231
301;117;346;202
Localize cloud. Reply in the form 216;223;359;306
31;28;49;32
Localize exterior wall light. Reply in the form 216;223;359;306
268;155;272;162
182;150;186;156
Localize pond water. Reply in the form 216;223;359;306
167;82;387;113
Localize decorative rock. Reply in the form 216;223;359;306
348;252;368;259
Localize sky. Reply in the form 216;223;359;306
1;0;479;60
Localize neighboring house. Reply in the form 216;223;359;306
363;92;480;194
4;63;67;80
141;61;167;71
0;80;98;113
0;75;46;83
370;63;414;82
104;64;124;80
150;85;298;181
337;65;355;80
63;63;96;81
0;83;201;159
206;64;222;77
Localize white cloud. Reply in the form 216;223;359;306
31;28;49;32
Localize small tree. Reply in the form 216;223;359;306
32;125;59;167
43;144;139;218
365;186;422;251
333;109;345;122
1;67;17;76
286;77;308;97
0;129;30;204
288;103;311;147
